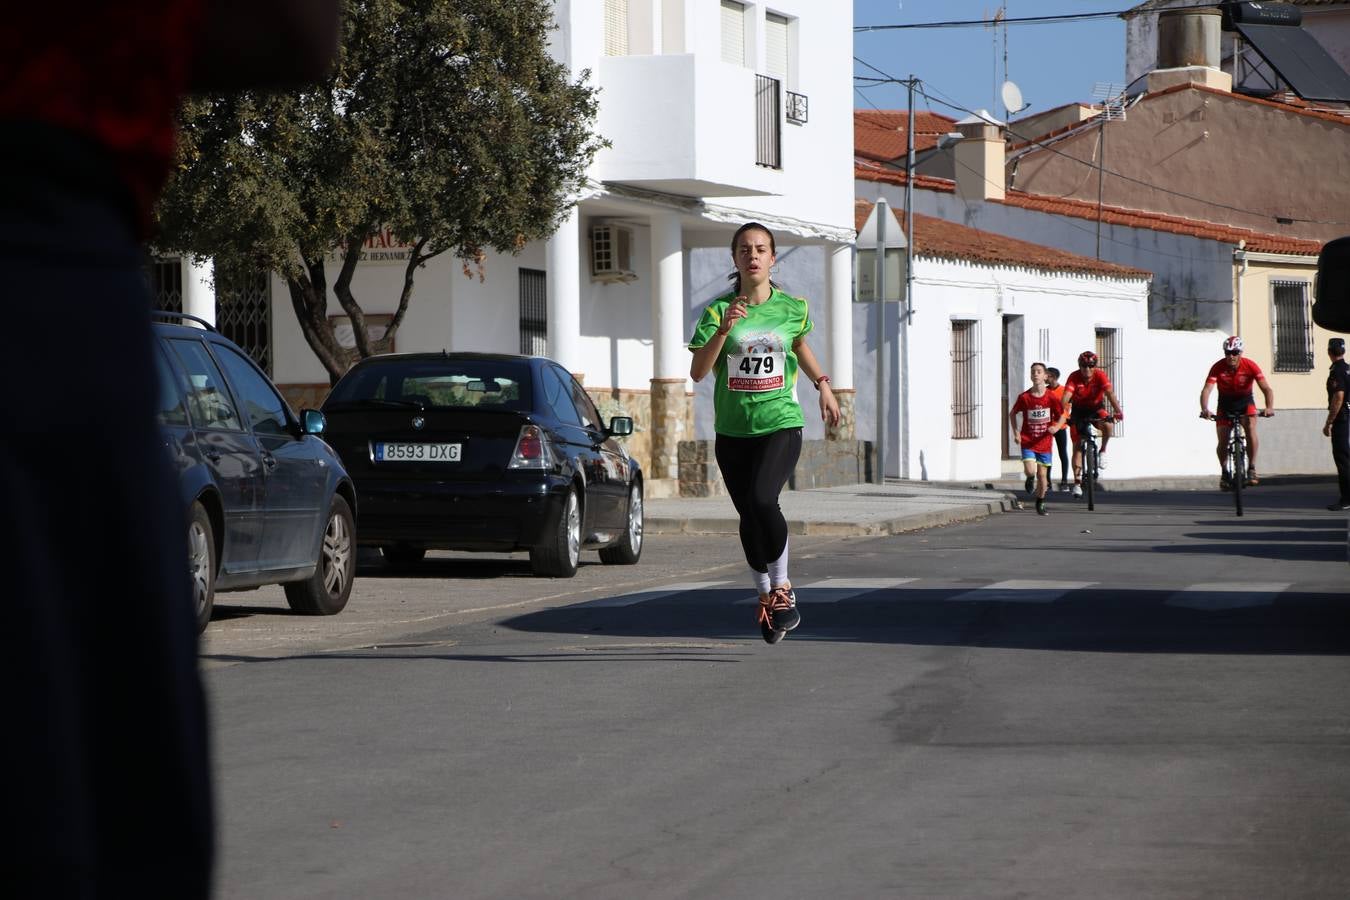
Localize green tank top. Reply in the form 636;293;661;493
688;287;814;437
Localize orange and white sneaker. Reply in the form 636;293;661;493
769;584;800;632
757;593;786;644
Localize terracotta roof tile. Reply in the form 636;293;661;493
854;162;1322;256
854;110;957;163
855;199;1153;279
996;190;1323;255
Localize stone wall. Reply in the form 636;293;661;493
678;437;872;496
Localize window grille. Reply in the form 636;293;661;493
720;0;745;66
147;258;183;313
755;74;781;169
1037;327;1051;364
1095;327;1123;436
1272;280;1314;372
216;270;272;376
604;0;629;56
519;268;548;356
951;319;981;439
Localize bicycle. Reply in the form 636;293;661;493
1201;407;1274;517
1071;414;1112;512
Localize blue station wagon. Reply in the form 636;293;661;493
152;314;358;630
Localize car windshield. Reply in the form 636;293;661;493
326;359;531;412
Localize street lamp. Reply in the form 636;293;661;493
856;198;907;484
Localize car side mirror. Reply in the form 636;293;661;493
606;416;633;437
300;408;327;435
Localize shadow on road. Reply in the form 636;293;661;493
498;585;1350;656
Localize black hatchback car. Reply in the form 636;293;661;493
152;313;358;631
321;352;643;577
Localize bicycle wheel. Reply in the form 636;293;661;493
1231;433;1245;517
1084;439;1097;512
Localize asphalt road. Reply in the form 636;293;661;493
203;483;1350;899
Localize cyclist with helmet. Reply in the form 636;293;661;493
1200;335;1275;489
1061;350;1124;498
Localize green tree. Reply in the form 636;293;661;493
156;0;604;382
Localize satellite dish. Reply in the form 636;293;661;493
1001;80;1026;115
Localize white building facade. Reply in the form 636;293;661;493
171;0;857;494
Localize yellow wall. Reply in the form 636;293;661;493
1235;256;1332;410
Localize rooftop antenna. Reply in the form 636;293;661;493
1090;83;1127;259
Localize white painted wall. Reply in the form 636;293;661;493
845;256;1221;481
861;180;1238;332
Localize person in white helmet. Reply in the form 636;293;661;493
1199;335;1275;489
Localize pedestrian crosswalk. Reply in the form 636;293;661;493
577;578;1310;611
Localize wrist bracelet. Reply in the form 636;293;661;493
815;374;830;390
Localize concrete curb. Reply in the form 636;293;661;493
647;493;1017;537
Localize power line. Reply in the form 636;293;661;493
855;9;1134;32
912;78;1348;227
854;60;1346;228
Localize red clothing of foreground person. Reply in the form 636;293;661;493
0;4;338;896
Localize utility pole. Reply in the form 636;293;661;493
901;75;916;480
874;197;888;485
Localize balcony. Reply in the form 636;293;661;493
593;54;783;198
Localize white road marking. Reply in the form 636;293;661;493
1165;583;1289;611
946;580;1095;604
576;581;733;608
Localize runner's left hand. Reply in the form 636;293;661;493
819;383;840;428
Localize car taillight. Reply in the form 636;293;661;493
509;424;553;470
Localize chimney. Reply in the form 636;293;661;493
953;110;1005;202
1148;8;1232;93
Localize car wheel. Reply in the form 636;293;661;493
284;495;355;615
530;486;581;578
381;545;427;567
188;501;216;634
599;481;643;565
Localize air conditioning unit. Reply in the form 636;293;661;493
590;223;638;284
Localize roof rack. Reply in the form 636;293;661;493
150;310;218;332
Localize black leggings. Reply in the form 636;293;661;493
715;428;802;573
1053;428;1069;482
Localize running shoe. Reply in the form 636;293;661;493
1096;454;1107;471
1035;498;1048;516
1025;475;1035;495
1245;468;1259;486
1071;483;1083;498
1059;482;1071;493
1220;472;1232;492
768;585;800;631
757;593;786;643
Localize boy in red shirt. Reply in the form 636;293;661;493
1009;362;1065;516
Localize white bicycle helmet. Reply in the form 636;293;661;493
1222;335;1244;353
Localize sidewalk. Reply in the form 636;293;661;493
645;474;1331;537
646;481;1018;537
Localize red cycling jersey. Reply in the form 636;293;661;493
1064;368;1112;410
1205;356;1264;397
1011;389;1063;454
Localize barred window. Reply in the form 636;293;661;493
1095;327;1122;436
519;268;547;356
216;270;272;376
951;319;981;439
1272;280;1314;372
147;257;182;313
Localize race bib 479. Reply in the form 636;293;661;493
727;350;785;392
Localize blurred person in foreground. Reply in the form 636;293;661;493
0;3;339;895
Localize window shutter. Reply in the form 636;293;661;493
765;13;789;80
721;0;745;66
605;0;629;57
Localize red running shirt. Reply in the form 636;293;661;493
0;4;204;234
1064;368;1112;409
1205;356;1264;398
1011;389;1063;453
